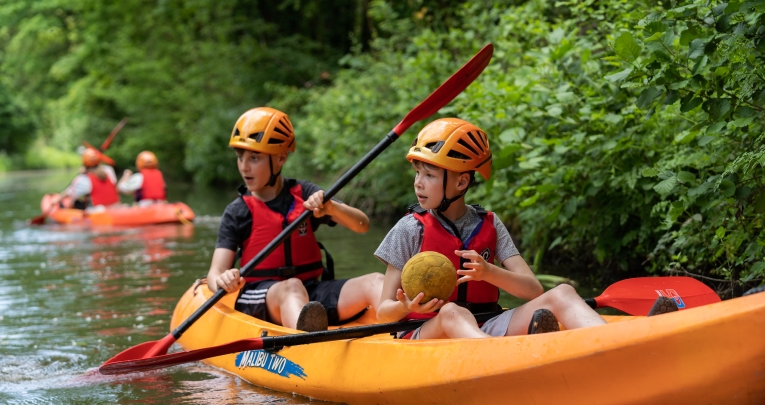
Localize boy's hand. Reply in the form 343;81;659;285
304;190;334;218
215;268;245;293
455;250;493;284
396;288;446;314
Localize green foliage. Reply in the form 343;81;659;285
23;139;81;169
0;81;34;160
276;0;765;292
604;0;765;295
0;0;369;177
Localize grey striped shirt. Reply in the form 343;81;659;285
374;205;520;271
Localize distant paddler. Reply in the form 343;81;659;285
51;147;120;211
118;151;167;207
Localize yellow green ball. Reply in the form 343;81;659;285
401;251;457;302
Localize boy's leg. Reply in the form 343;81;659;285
504;284;606;336
265;278;310;329
418;303;489;339
335;272;385;321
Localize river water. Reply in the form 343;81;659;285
0;169;558;404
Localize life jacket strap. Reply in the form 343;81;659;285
453;301;502;314
245;260;324;279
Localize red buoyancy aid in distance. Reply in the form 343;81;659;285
87;172;120;206
405;205;500;320
240;183;324;282
138;168;166;201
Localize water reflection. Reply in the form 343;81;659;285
0;170;348;404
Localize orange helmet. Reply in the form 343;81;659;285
82;148;102;168
229;107;295;154
136;151;158;170
81;141;115;166
406;118;492;180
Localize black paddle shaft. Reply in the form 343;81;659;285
260;310;505;349
171;131;400;339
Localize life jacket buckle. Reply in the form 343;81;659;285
277;266;297;278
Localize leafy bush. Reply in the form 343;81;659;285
277;0;765;293
604;0;765;295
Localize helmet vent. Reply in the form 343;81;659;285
251;132;265;142
411;137;418;147
268;138;285;144
273;127;289;136
477;130;488;149
279;118;293;132
447;150;470;160
234;128;241;136
425;141;445;153
457;139;478;156
467;131;483;152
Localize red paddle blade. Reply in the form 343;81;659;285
82;141;116;166
595;276;721;315
100;337;264;375
393;44;493;135
101;117;128;151
101;333;177;368
30;214;47;225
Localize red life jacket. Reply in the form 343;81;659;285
87;172;120;206
138;169;166;201
240;183;324;282
405;205;500;320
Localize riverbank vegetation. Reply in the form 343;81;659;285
1;0;763;293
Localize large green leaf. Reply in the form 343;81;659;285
653;176;679;195
677;171;696;183
705;98;732;121
604;67;633;82
636;86;662;109
687;38;706;59
614;32;643;62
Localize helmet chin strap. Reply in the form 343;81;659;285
436;169;467;213
267;154;281;187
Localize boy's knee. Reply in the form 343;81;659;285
351;272;384;291
279;278;307;295
438;303;472;322
547;284;578;301
366;272;385;285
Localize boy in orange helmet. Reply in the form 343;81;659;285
118;151;167;206
375;118;646;339
56;147;120;210
206;107;384;332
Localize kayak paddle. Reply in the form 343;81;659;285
99;276;720;375
99;310;505;375
100;43;496;368
81;117;128;166
99;117;128;151
584;276;720;314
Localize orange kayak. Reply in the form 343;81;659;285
40;194;195;226
170;284;765;405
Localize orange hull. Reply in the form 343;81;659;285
171;284;765;405
40;194;195;226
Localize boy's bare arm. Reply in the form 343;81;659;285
377;263;446;322
377;264;410;322
206;248;244;293
303;190;370;233
456;250;543;301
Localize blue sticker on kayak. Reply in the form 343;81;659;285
235;350;307;379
